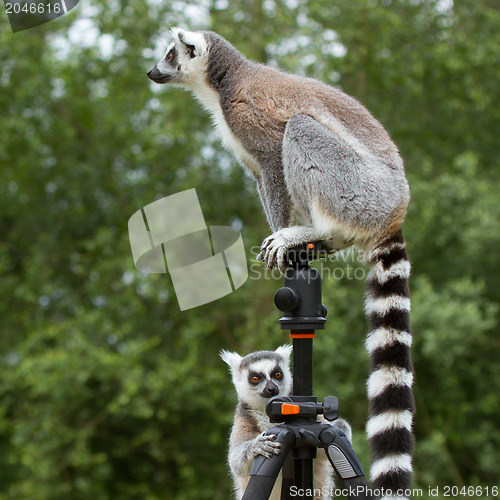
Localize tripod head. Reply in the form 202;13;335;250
274;242;329;332
273;242;331;396
266;395;339;423
283;241;330;268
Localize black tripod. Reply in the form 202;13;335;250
242;243;373;500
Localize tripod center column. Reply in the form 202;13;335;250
291;334;314;396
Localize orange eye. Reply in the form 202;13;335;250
274;371;283;380
167;51;174;62
250;376;260;384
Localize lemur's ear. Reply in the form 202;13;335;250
171;27;207;58
220;350;242;372
275;344;293;364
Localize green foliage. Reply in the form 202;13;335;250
1;0;499;498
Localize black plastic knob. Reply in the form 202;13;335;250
323;396;339;421
274;286;301;313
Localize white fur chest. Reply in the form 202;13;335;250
187;80;261;176
249;408;275;433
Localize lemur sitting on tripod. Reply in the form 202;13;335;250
221;346;352;499
148;28;415;496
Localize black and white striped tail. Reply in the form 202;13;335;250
364;230;415;499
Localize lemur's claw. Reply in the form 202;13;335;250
254;433;282;458
258;232;292;274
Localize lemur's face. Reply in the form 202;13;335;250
147;28;207;86
221;346;293;410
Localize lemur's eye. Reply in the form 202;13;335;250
274;370;283;380
167;51;174;62
250;376;260;384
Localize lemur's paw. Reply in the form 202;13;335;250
252;433;282;459
257;231;292;274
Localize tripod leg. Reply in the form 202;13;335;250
242;428;295;500
319;426;373;500
280;455;294;500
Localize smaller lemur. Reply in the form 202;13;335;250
221;346;352;500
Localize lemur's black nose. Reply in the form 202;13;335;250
147;66;167;83
263;382;279;398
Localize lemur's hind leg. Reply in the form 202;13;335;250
258;114;370;272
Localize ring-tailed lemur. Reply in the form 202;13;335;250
220;346;352;499
148;28;414;496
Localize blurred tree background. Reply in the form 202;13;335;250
0;0;499;498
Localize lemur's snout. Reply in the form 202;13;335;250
147;66;168;83
262;381;279;398
147;66;159;79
